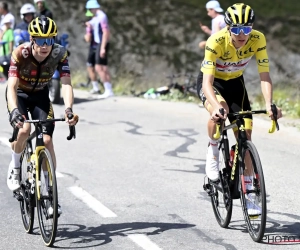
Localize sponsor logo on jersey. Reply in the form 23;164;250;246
201;60;216;69
216;57;252;72
257;46;266;52
22;48;29;58
215;36;225;43
205;46;217;55
62;66;70;71
258;58;269;67
9;66;17;71
237;47;255;56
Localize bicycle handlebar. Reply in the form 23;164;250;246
213;104;280;139
9;117;76;142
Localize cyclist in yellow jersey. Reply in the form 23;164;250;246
197;3;282;215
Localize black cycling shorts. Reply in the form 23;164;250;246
86;47;96;67
95;42;110;66
6;87;55;137
197;71;252;123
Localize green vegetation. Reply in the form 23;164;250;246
253;86;300;118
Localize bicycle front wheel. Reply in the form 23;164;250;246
210;147;233;228
36;148;58;247
19;146;34;233
240;141;266;242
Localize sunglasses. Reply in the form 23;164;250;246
34;37;55;46
230;26;252;36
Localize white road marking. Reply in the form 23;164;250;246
128;234;162;250
56;172;64;178
0;137;11;148
68;186;117;218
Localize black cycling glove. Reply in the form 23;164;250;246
9;108;24;128
65;107;79;124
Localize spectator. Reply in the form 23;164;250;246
0;14;13;79
199;0;226;49
15;3;36;30
34;0;53;19
0;2;15;38
0;15;13;56
86;0;114;99
84;9;100;93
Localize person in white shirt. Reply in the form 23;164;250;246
0;2;15;35
199;0;226;49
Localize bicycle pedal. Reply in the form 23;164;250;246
13;191;23;201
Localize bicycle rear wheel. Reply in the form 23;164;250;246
36;148;58;247
240;141;266;242
210;147;233;228
19;145;34;233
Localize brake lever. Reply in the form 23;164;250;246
271;104;280;131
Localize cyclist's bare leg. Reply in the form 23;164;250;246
87;65;97;82
95;64;110;83
43;134;56;170
11;123;31;154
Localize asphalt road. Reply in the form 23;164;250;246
0;83;300;250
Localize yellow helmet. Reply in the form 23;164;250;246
224;3;255;26
28;15;57;37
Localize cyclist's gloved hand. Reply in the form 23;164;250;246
211;106;227;122
9;108;24;128
65;107;79;126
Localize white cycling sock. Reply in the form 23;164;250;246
104;82;112;91
92;81;99;91
12;151;22;169
207;138;219;156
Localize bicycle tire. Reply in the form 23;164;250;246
210;147;233;228
19;146;34;233
239;141;266;242
36;148;58;247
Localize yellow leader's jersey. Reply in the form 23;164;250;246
201;27;270;81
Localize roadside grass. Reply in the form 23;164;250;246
71;70;299;122
251;86;300;118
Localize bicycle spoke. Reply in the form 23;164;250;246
240;141;266;242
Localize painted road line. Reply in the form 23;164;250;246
68;186;117;218
56;172;64;178
0;137;11;148
0;137;64;178
128;234;162;250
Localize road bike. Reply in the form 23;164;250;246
203;104;279;242
10;117;75;247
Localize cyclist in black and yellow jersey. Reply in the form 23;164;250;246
197;3;282;215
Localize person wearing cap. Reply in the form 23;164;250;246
0;2;15;38
83;9;100;92
0;14;13;57
34;0;53;19
199;0;226;49
86;0;114;99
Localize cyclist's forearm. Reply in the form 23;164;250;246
61;78;74;109
7;77;19;110
260;72;273;107
202;74;220;109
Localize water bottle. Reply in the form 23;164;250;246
229;145;236;167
